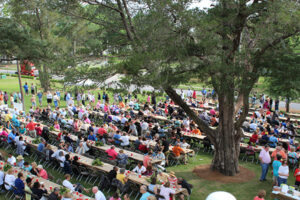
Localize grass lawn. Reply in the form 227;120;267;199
0;77;296;200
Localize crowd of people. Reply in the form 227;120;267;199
0;86;299;200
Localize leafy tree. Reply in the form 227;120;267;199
48;0;300;175
263;45;300;112
57;0;300;176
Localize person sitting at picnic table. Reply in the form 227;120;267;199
120;132;130;147
26;120;36;137
113;131;122;146
37;165;48;180
14;172;25;196
288;147;298;164
168;171;179;189
23;162;32;172
271;146;287;160
16;155;24;168
75;142;86;155
116;168;128;184
159;182;176;200
88;131;97;141
178;177;193;195
116;150;128;168
250;130;259;144
172;143;187;164
268;134;278;148
31;181;48;200
109;193;121;200
142;165;154;176
148;177;157;193
106;145;118;160
140;185;153;200
133;162;146;175
63;174;89;193
7;153;16;165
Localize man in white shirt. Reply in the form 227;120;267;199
7;153;16;165
63;174;88;193
92;186;106;200
180;139;190;149
132;163;146;175
141;121;149;136
120;133;130;147
51;150;65;167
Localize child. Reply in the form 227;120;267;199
254;190;266;200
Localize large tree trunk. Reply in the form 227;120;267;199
211;92;240;176
164;86;241;176
286;97;290;113
38;64;50;92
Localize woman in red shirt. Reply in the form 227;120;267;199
250;132;258;144
294;165;300;186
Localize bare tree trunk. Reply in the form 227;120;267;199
286;97;290;113
211;92;241;176
38;64;50;92
16;60;25;111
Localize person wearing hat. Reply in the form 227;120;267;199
37;165;48;180
168;171;179;189
16;155;24;168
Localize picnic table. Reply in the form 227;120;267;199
0;162;93;199
270;191;300;200
23;135;187;195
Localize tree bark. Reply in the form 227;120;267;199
38;64;51;92
211;92;241;176
164;85;241;176
286;97;290;113
16;60;25;111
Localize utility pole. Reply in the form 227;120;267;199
16;60;25;111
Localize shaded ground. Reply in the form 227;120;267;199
193;164;256;183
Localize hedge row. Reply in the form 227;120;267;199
0;73;63;83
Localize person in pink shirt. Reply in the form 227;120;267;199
54;121;60;130
0;128;9;137
105;146;118;160
37;165;48;180
254;190;266;200
84;117;91;124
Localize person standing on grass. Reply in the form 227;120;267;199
31;95;36;108
10;94;14;107
46;91;53;106
277;159;289;186
4;91;8;104
259;145;271;182
37;91;43;106
23;82;29;96
31;83;35;95
272;154;282;186
53;92;58;108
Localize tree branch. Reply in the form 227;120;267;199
81;0;122;14
163;85;216;139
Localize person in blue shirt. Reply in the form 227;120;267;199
272;154;282;186
269;135;278;148
23;82;29;96
19;125;26;135
37;91;43;106
37;139;46;152
14;172;25;196
7;130;16;144
139;185;152;200
113;131;121;145
87;131;97;141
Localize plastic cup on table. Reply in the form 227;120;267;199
79;194;83;197
76;192;79;195
36;179;39;182
139;175;141;178
50;186;52;190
